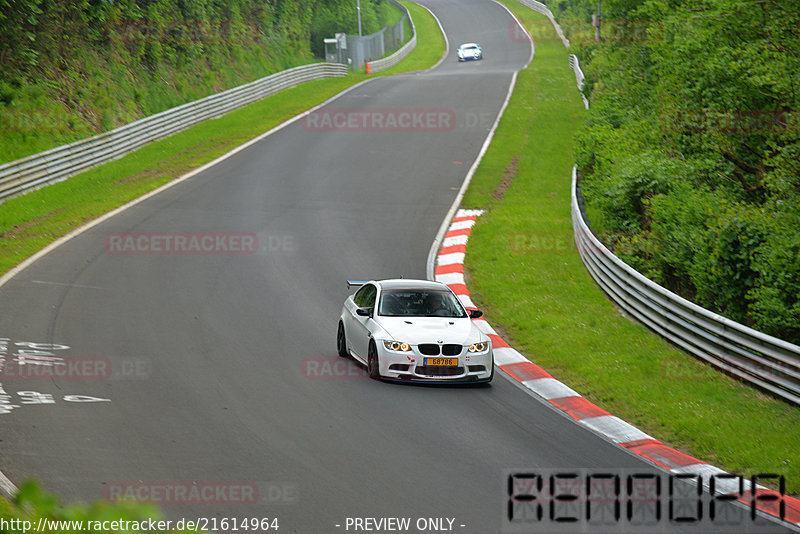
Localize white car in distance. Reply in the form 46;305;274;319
457;43;483;62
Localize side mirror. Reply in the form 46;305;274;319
468;309;483;319
356;307;372;317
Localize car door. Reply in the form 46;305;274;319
350;283;377;359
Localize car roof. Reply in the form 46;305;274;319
459;43;480;48
373;278;450;292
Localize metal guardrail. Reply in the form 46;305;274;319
367;0;417;74
572;167;800;405
0;62;348;202
568;54;589;109
515;0;569;47
527;0;800;404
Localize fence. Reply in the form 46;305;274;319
327;0;412;71
367;1;417;74
0;63;348;203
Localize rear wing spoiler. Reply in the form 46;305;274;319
347;280;369;289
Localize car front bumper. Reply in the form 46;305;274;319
376;342;493;382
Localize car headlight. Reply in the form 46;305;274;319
384;340;411;352
468;341;488;353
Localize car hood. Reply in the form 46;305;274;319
376;316;481;345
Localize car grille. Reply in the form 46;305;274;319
417;344;463;356
415;366;464;376
442;344;461;356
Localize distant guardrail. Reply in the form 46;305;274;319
568;54;589;109
515;0;569;47
0;62;348;202
367;0;417;74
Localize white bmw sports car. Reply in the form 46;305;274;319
457;42;483;62
337;279;493;383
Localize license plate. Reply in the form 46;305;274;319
424;358;458;366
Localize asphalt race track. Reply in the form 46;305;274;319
0;0;793;532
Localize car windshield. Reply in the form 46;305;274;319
378;289;467;318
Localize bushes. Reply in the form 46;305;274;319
584;152;685;234
0;0;396;163
0;0;44;74
748;201;800;340
1;480;198;533
565;0;800;343
690;205;766;323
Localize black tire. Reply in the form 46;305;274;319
337;321;348;358
367;341;381;380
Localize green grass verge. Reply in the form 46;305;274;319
462;1;800;494
0;1;445;277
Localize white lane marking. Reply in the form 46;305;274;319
670;465;772;495
705;474;751;496
492;347;527;366
670;463;727;479
0;468;17;499
522;377;580;400
448;219;477;232
0;382;21;415
456;208;485;218
436;252;465;266
32;280;107;290
3;340;68;370
18;391;56;404
63;395;111;403
434;272;464;286
442;234;469;247
471;319;497;336
578;415;653;444
456;294;476;308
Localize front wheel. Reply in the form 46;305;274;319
367;342;381;380
337;321;348;358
